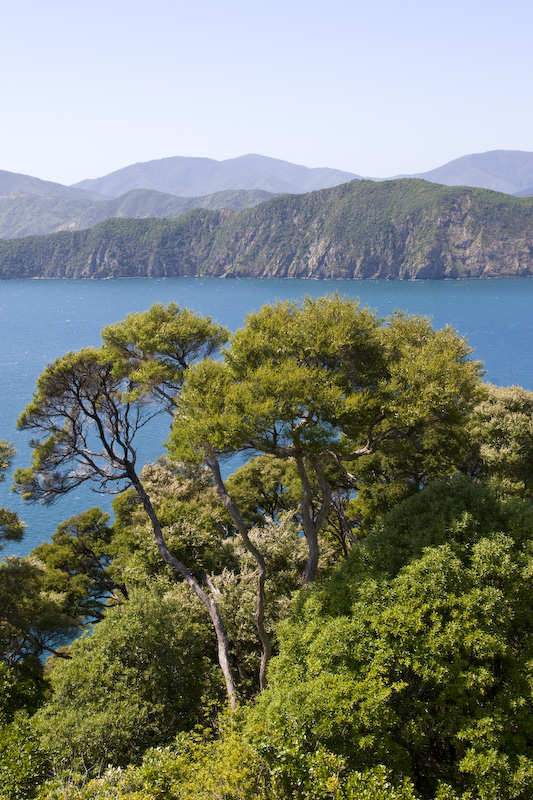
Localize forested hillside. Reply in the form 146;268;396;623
3;298;533;799
1;179;532;280
0;187;276;239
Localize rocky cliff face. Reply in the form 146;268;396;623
1;179;532;280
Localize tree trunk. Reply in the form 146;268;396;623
206;450;272;691
301;524;320;584
295;455;332;585
130;472;238;708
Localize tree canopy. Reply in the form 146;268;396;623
170;295;483;581
250;479;533;800
0;441;25;547
12;296;533;800
13;314;239;706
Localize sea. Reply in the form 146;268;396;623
2;276;533;558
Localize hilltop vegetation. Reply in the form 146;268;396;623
0;186;276;239
0;178;532;279
3;298;533;799
3;149;533;243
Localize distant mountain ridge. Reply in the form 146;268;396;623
72;154;361;197
0;155;357;238
0;169;104;202
72;150;533;199
0;187;276;239
1;179;532;280
410;150;533;195
1;150;533;241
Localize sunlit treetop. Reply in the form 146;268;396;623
101;302;229;408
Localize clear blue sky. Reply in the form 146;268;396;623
3;0;532;185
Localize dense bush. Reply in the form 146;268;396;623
0;712;48;800
248;480;533;800
34;586;222;769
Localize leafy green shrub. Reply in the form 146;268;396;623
0;713;48;800
248;481;533;799
34;586;222;769
36;718;268;800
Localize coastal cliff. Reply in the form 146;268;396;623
1;179;532;279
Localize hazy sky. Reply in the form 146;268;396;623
3;0;532;185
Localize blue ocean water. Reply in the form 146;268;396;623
2;277;533;557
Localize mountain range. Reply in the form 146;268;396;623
0;182;276;239
1;150;533;240
1;178;532;281
72;153;359;198
407;150;533;195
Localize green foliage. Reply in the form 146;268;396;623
0;663;43;721
101;301;228;406
225;455;303;526
0;557;77;680
32;508;122;623
346;313;483;530
340;767;435;800
0;713;48;800
214;514;308;692
378;312;482;431
0;440;14;477
1;179;533;279
110;458;237;584
363;475;530;577
0;440;25;547
34;586;223;769
0;506;26;545
170;296;482;574
470;383;533;499
250;481;533;799
173;295;481;472
36;717;268;799
33;731;462;800
1;652;47;798
227;294;384;385
110;458;307;696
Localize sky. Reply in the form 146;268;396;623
2;0;532;185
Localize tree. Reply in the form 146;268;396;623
249;479;533;800
110;458;307;697
101;301;229;410
34;586;223;768
13;297;483;702
103;304;277;691
0;704;47;800
469;383;533;500
168;296;482;685
110;458;239;585
0;557;76;681
14;345;238;707
170;296;483;583
0;441;25;548
32;507;127;624
225;455;303;528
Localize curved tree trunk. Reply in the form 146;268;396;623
295;455;332;585
206;449;273;691
130;471;238;708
